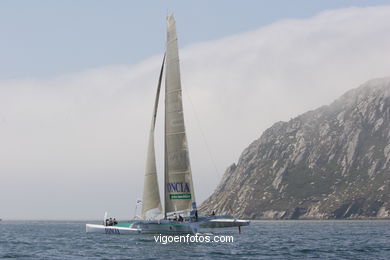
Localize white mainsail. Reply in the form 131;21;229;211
164;14;196;216
141;54;165;219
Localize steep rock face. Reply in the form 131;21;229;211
200;78;390;219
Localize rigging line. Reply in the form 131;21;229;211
181;86;221;179
152;53;166;129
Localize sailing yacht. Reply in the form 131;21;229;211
86;14;249;234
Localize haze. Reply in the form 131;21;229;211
1;2;390;220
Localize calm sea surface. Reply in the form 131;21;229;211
1;220;390;259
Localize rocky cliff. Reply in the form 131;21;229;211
200;78;390;219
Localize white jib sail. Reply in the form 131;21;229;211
141;54;165;219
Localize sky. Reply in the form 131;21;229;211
1;1;390;220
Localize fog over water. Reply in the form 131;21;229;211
1;6;390;219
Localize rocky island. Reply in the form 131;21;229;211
200;78;390;219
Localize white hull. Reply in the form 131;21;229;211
86;224;141;234
200;218;250;228
86;220;198;234
86;217;249;235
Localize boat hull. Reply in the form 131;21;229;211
137;221;197;234
86;217;249;235
86;224;142;234
86;220;197;234
200;218;250;228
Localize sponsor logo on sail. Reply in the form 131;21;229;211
169;194;191;199
167;182;190;193
167;182;191;199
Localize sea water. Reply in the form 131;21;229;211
1;220;390;259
